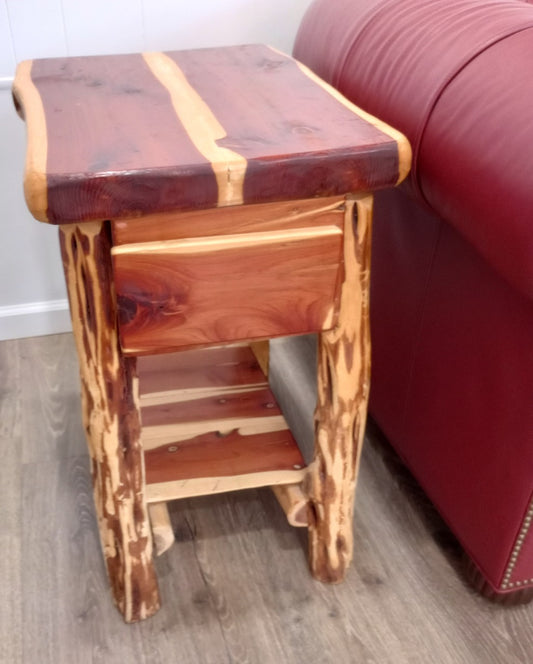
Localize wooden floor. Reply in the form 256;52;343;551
2;333;532;664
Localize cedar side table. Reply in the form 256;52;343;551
13;45;410;622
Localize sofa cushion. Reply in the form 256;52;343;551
294;0;533;299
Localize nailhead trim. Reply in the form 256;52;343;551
501;499;533;589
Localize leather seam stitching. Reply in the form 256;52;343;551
501;495;533;589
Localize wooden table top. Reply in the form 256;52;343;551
13;44;411;225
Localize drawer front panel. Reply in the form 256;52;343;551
112;224;343;355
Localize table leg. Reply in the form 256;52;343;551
307;195;373;583
59;222;160;622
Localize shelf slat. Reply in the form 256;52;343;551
138;345;306;502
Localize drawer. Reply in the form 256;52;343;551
111;198;345;355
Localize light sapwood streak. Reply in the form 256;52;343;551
12;60;49;222
142;51;247;207
111;225;342;256
145;469;307;503
139;383;268;408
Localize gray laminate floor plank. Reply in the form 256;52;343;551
19;333;85;464
0;338;23;664
1;332;532;664
0;436;23;664
0;338;21;439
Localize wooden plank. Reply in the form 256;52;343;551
113;227;343;355
14;53;217;223
13;45;407;224
141;383;269;409
141;385;287;450
306;195;373;583
59;222;159;623
145;469;306;504
111;196;345;246
142;51;247;207
144;428;304;485
138;345;268;403
167;45;403;206
139;344;259;375
142;415;288;451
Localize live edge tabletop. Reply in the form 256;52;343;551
13;44;411;622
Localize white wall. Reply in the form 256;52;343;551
0;0;314;340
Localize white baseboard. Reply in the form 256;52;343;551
0;299;72;341
0;77;14;91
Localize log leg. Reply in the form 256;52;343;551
60;222;160;622
306;195;373;583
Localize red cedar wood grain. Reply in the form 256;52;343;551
169;45;399;205
141;387;281;428
15;45;402;224
113;230;343;355
111;197;345;245
139;345;305;489
137;345;267;396
144;429;304;485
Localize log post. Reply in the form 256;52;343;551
59;222;160;622
306;195;373;583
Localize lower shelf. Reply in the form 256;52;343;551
138;344;306;503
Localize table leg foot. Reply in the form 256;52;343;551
60;222;160;622
271;483;309;527
148;502;175;556
307;196;373;583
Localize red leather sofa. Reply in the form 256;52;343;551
294;0;533;602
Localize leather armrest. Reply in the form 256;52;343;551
294;0;533;298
